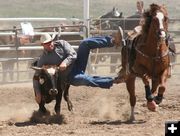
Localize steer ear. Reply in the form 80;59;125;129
30;66;43;71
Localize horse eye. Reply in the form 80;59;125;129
164;17;168;21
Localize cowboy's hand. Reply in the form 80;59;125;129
59;62;67;71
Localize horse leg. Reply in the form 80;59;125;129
54;90;63;115
151;78;159;96
142;75;157;111
126;75;136;121
154;69;168;104
63;84;73;111
154;86;165;105
151;78;162;104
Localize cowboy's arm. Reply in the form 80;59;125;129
59;40;77;70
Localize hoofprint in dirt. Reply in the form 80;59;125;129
0;76;179;136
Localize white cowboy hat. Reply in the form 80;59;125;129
40;33;53;44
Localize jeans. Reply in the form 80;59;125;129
69;36;114;89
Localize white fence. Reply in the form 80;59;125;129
0;18;87;83
0;18;180;84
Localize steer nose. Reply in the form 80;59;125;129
49;88;58;95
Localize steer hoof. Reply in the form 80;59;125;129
147;101;158;111
55;107;60;115
38;107;47;114
55;111;60;116
67;102;73;112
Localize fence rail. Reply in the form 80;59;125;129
0;18;179;84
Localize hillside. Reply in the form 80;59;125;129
0;0;179;19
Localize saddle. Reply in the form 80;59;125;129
122;34;175;78
116;34;139;83
123;25;142;72
121;32;141;74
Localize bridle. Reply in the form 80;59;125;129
135;9;169;61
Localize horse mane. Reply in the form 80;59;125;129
141;3;168;36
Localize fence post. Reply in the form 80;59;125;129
13;26;19;82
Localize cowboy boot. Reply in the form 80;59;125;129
112;26;124;47
113;27;129;84
114;44;129;84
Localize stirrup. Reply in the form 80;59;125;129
118;26;126;46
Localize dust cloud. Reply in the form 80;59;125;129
0;104;36;123
83;90;131;121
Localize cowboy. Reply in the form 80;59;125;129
33;27;123;104
33;33;77;104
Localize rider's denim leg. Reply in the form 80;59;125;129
75;36;113;72
69;36;114;89
70;73;113;89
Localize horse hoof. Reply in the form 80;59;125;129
154;96;163;105
129;116;135;123
147;101;158;111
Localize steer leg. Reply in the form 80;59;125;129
63;84;73;111
55;90;63;115
39;101;47;113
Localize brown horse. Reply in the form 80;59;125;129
124;4;170;121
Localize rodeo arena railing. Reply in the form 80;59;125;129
0;17;180;84
0;18;87;84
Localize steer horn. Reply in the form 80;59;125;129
30;66;43;71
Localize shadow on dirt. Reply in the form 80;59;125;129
90;119;146;125
13;110;67;127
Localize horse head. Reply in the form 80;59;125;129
142;4;168;42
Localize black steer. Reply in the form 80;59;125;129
31;65;73;115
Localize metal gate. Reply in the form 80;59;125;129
0;18;87;84
0;18;180;84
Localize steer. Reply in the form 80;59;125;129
31;65;73;115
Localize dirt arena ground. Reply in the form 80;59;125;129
0;75;179;136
